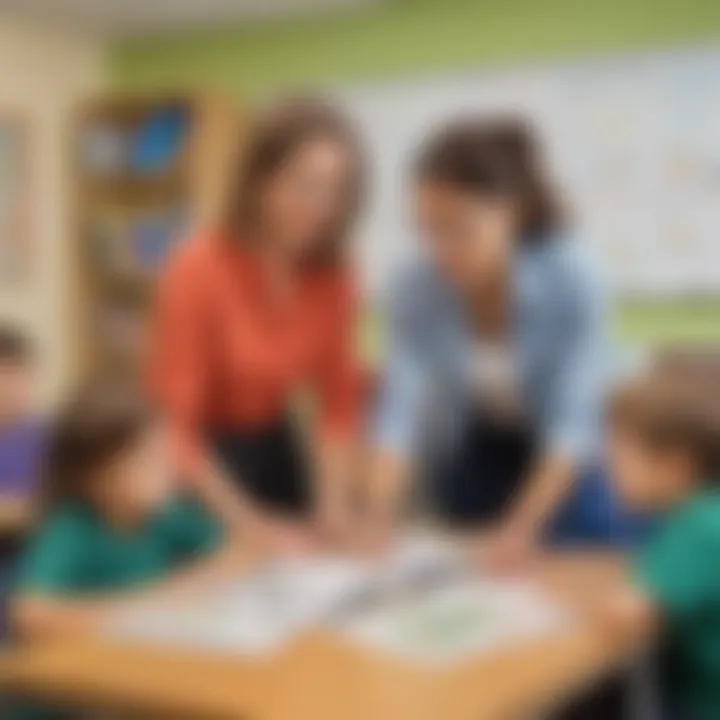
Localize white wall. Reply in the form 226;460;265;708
0;15;107;408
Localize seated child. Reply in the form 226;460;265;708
0;325;45;507
10;384;249;640
602;365;720;720
0;325;45;640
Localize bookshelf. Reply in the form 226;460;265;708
71;92;242;381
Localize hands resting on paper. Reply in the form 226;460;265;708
246;500;542;582
335;516;544;581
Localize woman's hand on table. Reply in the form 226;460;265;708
348;515;396;558
251;515;317;557
270;518;318;556
313;497;356;550
476;521;540;575
480;453;576;576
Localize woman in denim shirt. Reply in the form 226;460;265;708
364;117;641;567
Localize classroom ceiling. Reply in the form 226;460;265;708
0;0;380;36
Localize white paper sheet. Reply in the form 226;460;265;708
111;577;295;655
341;579;569;665
108;535;563;661
109;555;378;655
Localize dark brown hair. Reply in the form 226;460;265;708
222;95;365;267
608;368;720;480
655;348;720;382
415;115;562;240
0;324;32;364
43;385;155;509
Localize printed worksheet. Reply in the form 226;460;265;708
108;534;566;662
341;579;569;665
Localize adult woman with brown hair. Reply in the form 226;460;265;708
364;116;635;565
148;97;365;551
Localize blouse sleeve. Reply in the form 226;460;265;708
370;268;429;457
315;274;361;440
147;247;209;478
544;245;608;464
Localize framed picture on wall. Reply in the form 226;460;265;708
0;114;32;285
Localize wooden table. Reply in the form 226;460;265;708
0;554;642;720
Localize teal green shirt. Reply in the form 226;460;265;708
17;496;222;596
634;489;720;720
11;496;222;719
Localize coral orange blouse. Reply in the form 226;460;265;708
148;232;360;472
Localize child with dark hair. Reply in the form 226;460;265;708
0;325;46;642
599;365;720;720
10;384;250;640
0;325;45;508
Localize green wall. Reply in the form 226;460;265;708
112;0;720;96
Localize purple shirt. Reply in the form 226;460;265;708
0;419;46;496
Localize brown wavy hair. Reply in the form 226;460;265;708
42;384;155;510
608;365;720;480
415;115;562;241
222;96;365;267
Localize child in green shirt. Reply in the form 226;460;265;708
603;365;720;720
9;384;252;640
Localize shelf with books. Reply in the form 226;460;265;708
73;92;242;378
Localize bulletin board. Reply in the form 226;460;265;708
335;48;720;299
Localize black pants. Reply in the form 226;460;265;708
209;417;310;517
432;415;536;527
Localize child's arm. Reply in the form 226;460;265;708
589;580;660;646
531;550;660;644
590;504;718;648
11;540;255;640
11;593;140;639
11;498;257;641
534;550;632;613
147;538;256;597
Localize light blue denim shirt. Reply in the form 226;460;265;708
372;234;610;468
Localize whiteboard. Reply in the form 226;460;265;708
332;48;720;298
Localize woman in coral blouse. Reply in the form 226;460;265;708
148;98;364;551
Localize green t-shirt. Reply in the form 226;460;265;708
634;488;720;720
16;496;222;596
10;497;222;720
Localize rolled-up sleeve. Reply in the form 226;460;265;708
371;272;428;457
544;250;608;463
